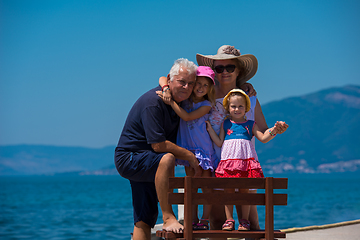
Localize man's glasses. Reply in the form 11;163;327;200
214;64;236;73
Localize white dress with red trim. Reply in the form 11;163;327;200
215;119;264;178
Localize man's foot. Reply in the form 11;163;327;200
162;218;184;233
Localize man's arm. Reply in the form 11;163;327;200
151;140;201;176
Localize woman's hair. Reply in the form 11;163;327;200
169;58;198;81
223;92;247;113
234;60;247;88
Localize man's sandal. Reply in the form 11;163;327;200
222;219;235;231
238;219;250;231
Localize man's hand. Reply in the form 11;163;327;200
188;156;202;177
151;140;202;177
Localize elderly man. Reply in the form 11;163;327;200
115;58;202;240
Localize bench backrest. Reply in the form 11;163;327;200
168;176;288;240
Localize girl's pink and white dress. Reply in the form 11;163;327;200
215;119;264;178
208;96;257;167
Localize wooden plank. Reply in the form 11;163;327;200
169;177;184;189
168;192;287;206
192;193;287;206
265;177;274;240
169;177;288;189
183;176;192;240
192;230;286;239
192;177;267;189
156;230;286;239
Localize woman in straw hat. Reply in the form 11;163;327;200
197;45;288;235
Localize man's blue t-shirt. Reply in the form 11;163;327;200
116;86;179;151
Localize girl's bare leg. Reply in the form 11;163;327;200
240;189;250;220
248;189;260;230
209;196;226;229
200;169;212;225
224;188;235;220
236;189;260;230
224;204;234;220
209;191;226;240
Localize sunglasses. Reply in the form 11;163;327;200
214;64;236;73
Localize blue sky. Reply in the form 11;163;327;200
1;0;360;148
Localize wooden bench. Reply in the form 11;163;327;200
156;176;288;240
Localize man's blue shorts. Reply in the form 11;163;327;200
115;149;166;227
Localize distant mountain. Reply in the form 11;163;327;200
0;145;115;175
1;85;359;175
257;85;360;173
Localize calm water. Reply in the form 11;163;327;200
1;171;360;239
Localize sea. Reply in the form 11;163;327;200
1;170;360;240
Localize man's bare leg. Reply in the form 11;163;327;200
155;153;184;233
132;221;151;240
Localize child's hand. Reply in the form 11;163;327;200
205;120;213;132
162;88;172;102
156;90;172;105
273;121;289;134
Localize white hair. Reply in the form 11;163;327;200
169;58;198;81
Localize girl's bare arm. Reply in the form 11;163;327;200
205;121;225;147
170;102;211;121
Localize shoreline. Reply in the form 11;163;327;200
282;218;360;233
283;219;360;240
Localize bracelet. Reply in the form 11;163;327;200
269;129;276;137
161;84;169;92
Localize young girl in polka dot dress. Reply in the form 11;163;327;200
206;88;287;231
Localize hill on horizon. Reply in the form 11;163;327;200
1;85;359;175
258;84;360;173
0;145;114;175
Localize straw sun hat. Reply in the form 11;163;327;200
196;45;258;86
223;89;251;113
